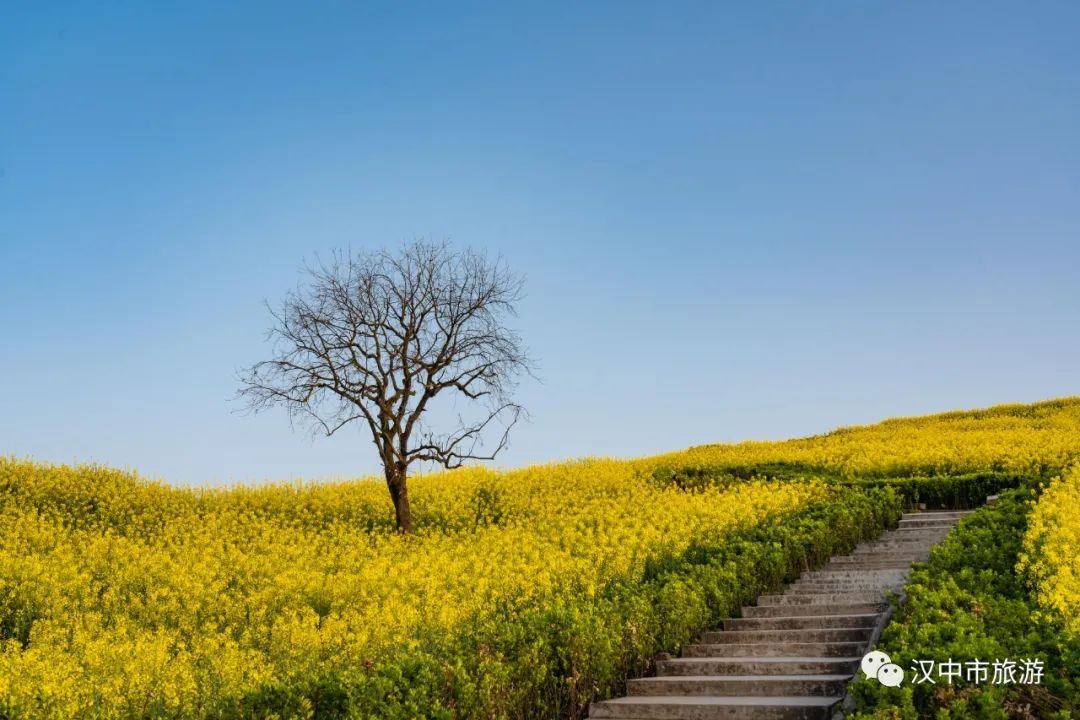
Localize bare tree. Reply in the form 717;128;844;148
238;241;532;533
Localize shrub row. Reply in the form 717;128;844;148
235;485;901;720
651;462;1028;511
650;461;842;490
833;472;1029;510
849;485;1080;720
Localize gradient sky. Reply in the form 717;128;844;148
2;1;1078;485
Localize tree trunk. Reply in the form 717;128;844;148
386;466;413;534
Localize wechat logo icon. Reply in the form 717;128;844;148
862;650;905;687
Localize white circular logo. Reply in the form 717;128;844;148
877;662;905;687
861;650;892;678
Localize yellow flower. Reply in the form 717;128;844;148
1018;463;1080;636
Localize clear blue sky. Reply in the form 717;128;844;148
2;1;1078;485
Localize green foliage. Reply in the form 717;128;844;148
652;463;1030;511
651;461;844;490
836;472;1031;510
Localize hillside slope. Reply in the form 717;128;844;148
2;397;1079;719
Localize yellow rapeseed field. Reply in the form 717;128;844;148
2;397;1079;718
647;397;1080;478
1019;463;1080;636
0;459;822;719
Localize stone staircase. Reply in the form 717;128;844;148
588;510;973;720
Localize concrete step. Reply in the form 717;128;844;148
871;536;946;545
887;522;958;529
701;627;873;644
785;586;897;595
784;589;895;597
885;525;953;532
901;510;973;518
830;553;925;562
833;548;928;561
855;539;941;546
783;591;889;597
816;569;920;574
898;520;959;529
790;580;904;588
869;538;945;546
786;585;898;594
589;695;841;719
740;603;884;618
793;574;907;584
801;569;909;578
757;592;886;605
627;675;852;697
816;569;914;575
808;572;908;578
787;585;900;593
826;556;919;562
806;567;905;575
681;641;868;658
822;561;919;567
803;570;910;578
787;583;901;592
867;529;948;536
849;551;931;558
815;562;914;570
893;524;955;532
850;550;931;556
723;614;879;631
901;511;973;519
658;657;861;677
825;556;922;562
898;511;967;518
